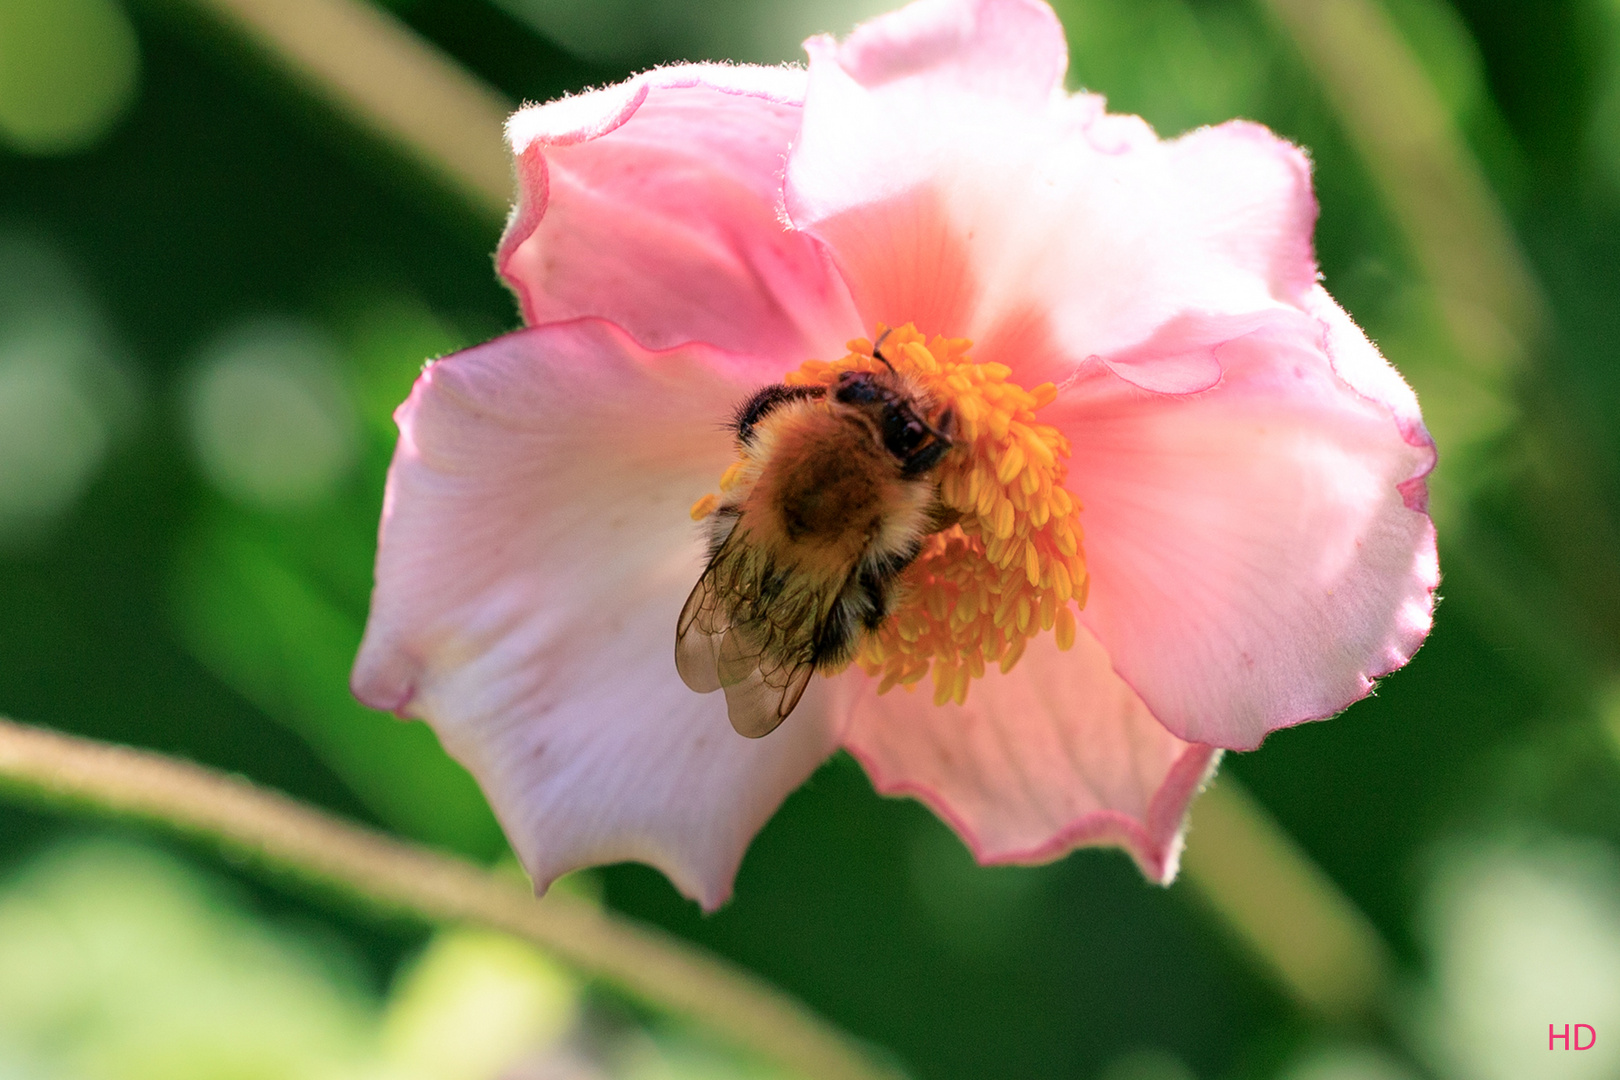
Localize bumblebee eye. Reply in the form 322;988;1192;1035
881;406;928;458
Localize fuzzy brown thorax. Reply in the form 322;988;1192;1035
742;399;932;565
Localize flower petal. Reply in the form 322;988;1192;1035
499;64;858;364
842;628;1220;883
827;0;1068;109
787;0;1316;387
352;321;842;909
1053;299;1438;750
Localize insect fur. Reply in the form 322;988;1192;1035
676;339;958;738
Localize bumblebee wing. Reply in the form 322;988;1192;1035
675;566;730;694
717;628;815;738
679;591;816;737
674;524;826;738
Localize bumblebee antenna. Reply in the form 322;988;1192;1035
870;328;898;375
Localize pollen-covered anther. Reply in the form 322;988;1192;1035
689;493;719;520
785;323;1089;706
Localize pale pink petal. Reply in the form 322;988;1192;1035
1302;286;1436;504
352;321;842;909
499;64;859;364
829;0;1068;109
787;0;1316;387
842;628;1221;883
1052;304;1438;751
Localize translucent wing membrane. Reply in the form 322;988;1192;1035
675;573;727;694
675;527;836;738
717;626;817;738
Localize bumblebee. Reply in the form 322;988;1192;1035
676;353;956;737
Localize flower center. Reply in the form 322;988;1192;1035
694;324;1088;706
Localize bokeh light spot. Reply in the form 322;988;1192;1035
1277;1045;1419;1080
1416;836;1620;1080
1096;1048;1197;1080
0;0;140;155
0;233;136;544
185;319;359;510
380;928;578;1079
0;347;108;535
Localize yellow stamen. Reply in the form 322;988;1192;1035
718;460;747;492
689;493;719;521
1055;605;1077;652
782;323;1090;703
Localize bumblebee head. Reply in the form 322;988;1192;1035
832;370;955;477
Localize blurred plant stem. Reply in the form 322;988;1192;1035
161;0;513;217
1180;778;1392;1019
0;717;901;1080
1178;779;1446;1079
1263;0;1544;376
1261;0;1542;520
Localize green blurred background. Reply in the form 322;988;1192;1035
3;0;1620;1077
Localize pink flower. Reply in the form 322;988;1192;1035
352;0;1437;909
